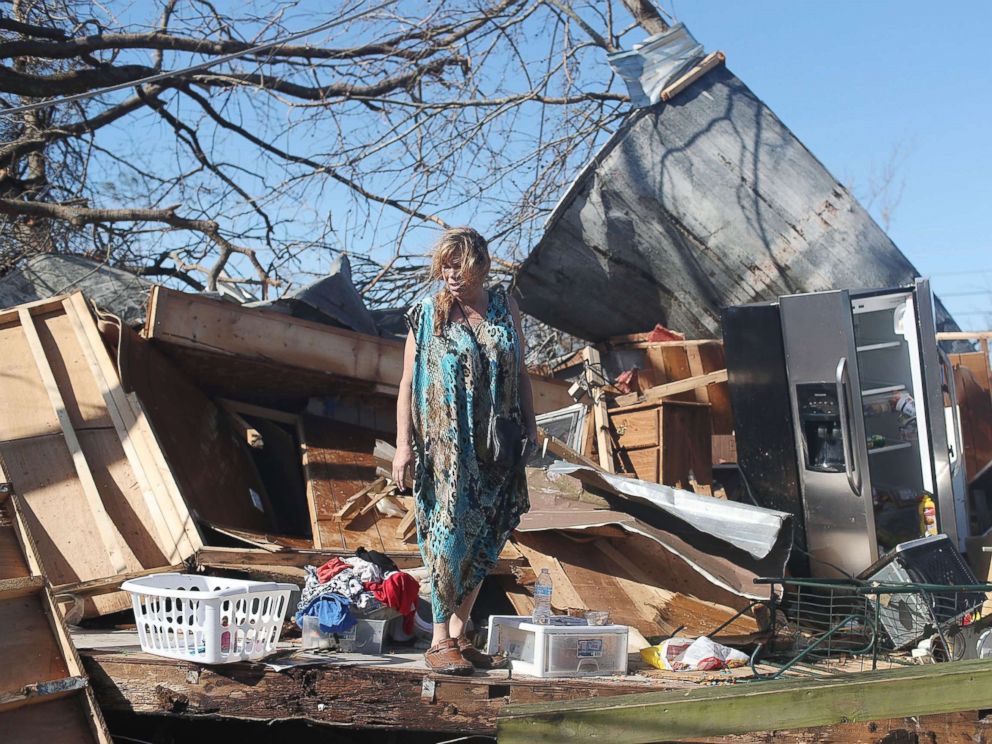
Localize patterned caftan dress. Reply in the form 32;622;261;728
405;285;530;622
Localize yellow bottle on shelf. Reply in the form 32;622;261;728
918;492;938;537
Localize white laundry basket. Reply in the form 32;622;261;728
122;573;295;664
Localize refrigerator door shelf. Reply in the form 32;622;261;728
856;341;903;353
861;383;907;398
866;442;913;456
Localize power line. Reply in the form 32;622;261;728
0;2;391;117
938;289;992;298
930;268;992;277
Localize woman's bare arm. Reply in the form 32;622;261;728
508;296;538;441
392;329;417;490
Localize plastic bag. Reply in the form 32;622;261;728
639;636;747;671
681;636;749;671
639;637;693;671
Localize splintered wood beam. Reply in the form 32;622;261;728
0;676;90;708
611;369;728;409
497;658;992;743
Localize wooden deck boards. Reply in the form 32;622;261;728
75;630;992;741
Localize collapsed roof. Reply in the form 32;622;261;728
514;64;958;341
0;253;151;325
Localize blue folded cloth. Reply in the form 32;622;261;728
294;592;356;634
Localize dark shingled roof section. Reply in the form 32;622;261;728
515;64;958;341
0;253;152;325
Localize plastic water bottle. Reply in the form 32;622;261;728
532;568;553;625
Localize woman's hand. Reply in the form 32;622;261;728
392;443;414;492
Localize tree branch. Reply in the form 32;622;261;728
618;0;670;35
179;84;449;228
0;197;279;292
0;14;69;41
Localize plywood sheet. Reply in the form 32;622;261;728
117;324;276;533
0;593;71;694
0;298;194;617
0;323;60;440
299;416;411;555
76;430;168;568
2;695;101;743
35;311;114;430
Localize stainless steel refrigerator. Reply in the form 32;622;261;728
723;279;967;578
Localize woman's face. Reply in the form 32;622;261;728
441;253;485;300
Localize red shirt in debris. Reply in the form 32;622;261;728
364;573;420;634
316;557;351;584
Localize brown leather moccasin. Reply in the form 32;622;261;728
457;636;510;670
424;638;474;676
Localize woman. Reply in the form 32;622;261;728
392;227;536;675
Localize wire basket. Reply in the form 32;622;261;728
747;578;991;679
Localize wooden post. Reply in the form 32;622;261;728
583;346;614;472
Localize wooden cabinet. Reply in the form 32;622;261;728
610;400;712;487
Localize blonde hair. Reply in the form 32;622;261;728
429;227;490;335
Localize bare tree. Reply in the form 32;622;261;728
0;0;671;302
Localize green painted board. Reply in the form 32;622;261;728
497;659;992;743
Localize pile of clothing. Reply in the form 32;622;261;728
295;547;420;637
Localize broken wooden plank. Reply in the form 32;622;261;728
299;418;408;553
395;508;417;542
222;407;264;449
612;369;728;409
659;50;726;102
497;658;992;744
358;485;399;517
51;564;187;601
335;477;387;521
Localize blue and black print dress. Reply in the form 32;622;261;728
405;284;530;622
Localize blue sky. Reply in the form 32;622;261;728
660;0;992;328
